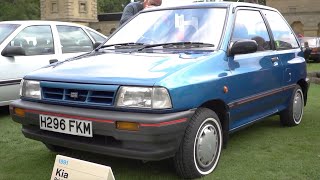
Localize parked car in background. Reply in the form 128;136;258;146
0;21;107;106
299;37;320;62
11;2;309;179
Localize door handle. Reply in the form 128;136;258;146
271;57;279;63
49;59;58;64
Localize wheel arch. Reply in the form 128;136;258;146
297;78;309;106
200;99;229;148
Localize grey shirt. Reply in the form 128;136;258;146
119;2;144;26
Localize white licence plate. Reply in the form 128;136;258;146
39;114;93;137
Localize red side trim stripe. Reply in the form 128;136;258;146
24;109;114;123
140;118;188;127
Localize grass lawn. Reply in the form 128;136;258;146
306;62;320;72
0;85;320;180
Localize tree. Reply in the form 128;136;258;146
98;0;131;13
0;0;40;21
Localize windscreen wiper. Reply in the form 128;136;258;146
137;42;215;51
96;42;145;50
53;42;146;67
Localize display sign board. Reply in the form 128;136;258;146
51;155;115;180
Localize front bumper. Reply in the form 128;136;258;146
10;100;195;160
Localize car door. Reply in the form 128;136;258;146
0;25;56;105
227;9;285;131
55;25;95;60
262;10;305;104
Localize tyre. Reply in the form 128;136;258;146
280;85;304;126
44;143;66;153
174;108;223;179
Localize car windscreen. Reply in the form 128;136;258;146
105;8;227;50
0;24;20;44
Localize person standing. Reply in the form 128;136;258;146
303;41;312;61
119;0;162;26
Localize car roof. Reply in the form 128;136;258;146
147;2;278;12
0;20;87;28
0;20;108;38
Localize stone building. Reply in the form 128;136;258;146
40;0;98;26
267;0;320;37
40;0;119;36
90;13;121;36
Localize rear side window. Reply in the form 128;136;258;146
232;10;271;51
263;10;299;50
57;26;93;53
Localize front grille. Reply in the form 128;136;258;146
41;82;118;106
65;89;88;102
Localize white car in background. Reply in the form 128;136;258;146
0;21;107;106
161;0;223;6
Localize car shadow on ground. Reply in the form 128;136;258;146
57;149;178;179
0;106;9;118
52;116;283;180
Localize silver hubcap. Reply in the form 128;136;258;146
293;90;303;123
195;123;218;168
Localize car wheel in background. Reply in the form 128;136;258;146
280;85;304;126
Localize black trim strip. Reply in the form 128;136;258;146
228;84;296;109
229;109;278;132
0;79;22;87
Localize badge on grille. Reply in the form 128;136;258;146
70;92;79;98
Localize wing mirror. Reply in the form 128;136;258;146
1;46;26;57
229;40;258;56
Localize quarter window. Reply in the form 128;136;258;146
9;25;54;56
232;10;271;51
57;26;93;53
87;29;106;43
263;10;299;50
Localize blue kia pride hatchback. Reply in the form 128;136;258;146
10;2;309;178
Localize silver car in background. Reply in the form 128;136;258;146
0;21;107;106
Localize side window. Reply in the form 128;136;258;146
57;26;93;53
232;10;271;51
10;25;54;56
263;10;299;50
87;29;106;43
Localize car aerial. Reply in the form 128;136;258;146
10;2;309;179
0;21;107;106
298;36;320;62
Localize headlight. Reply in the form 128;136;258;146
20;80;41;99
116;86;172;109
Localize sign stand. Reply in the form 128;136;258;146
51;155;115;180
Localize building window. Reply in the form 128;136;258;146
288;6;297;13
79;1;87;13
51;1;58;13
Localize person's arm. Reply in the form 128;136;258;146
119;4;135;26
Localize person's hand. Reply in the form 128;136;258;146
145;5;155;8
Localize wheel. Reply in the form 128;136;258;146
44;143;66;153
280;85;304;126
174;108;223;179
